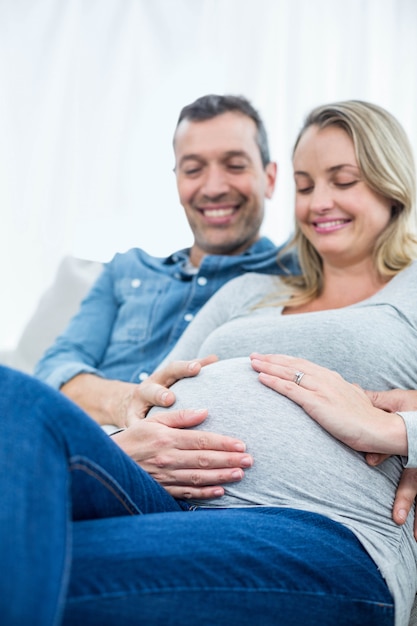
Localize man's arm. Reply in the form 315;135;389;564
35;265;119;388
61;373;164;428
61;358;214;427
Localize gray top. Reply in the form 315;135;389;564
153;262;417;626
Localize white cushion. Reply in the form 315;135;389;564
0;256;102;374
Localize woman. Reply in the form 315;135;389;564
148;100;417;625
2;100;416;626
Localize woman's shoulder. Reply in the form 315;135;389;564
388;260;417;292
213;272;285;314
224;272;282;292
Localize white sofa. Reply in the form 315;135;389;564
0;256;102;374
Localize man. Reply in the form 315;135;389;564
35;94;295;499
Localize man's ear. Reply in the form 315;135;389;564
265;162;277;199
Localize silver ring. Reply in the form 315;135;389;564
294;371;305;386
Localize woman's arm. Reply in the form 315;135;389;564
250;352;417;535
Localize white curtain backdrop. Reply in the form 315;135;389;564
1;0;417;349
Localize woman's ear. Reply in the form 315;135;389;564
391;203;401;218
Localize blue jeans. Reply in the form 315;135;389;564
0;366;394;625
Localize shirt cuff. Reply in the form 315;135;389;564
398;411;417;468
41;362;104;390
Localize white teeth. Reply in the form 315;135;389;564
315;220;347;228
203;208;235;217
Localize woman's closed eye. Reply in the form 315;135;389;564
296;185;314;194
333;178;360;189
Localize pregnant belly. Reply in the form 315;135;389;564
148;357;400;517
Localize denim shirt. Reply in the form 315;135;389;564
35;237;297;388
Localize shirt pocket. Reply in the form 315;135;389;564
111;277;168;343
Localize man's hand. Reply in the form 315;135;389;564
63;355;253;499
389;469;417;538
366;388;417;535
365;388;417;466
112;408;253;499
61;355;218;428
366;389;417;414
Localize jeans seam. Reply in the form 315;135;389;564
66;587;395;607
70;457;139;516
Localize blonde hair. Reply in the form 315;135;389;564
281;100;417;307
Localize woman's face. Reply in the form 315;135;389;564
293;124;392;269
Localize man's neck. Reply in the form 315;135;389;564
189;236;261;267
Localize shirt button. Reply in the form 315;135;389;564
197;276;207;286
184;313;194;322
138;372;149;381
131;278;141;288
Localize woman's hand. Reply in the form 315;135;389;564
249;353;408;456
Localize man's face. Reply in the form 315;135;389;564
174;112;277;266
